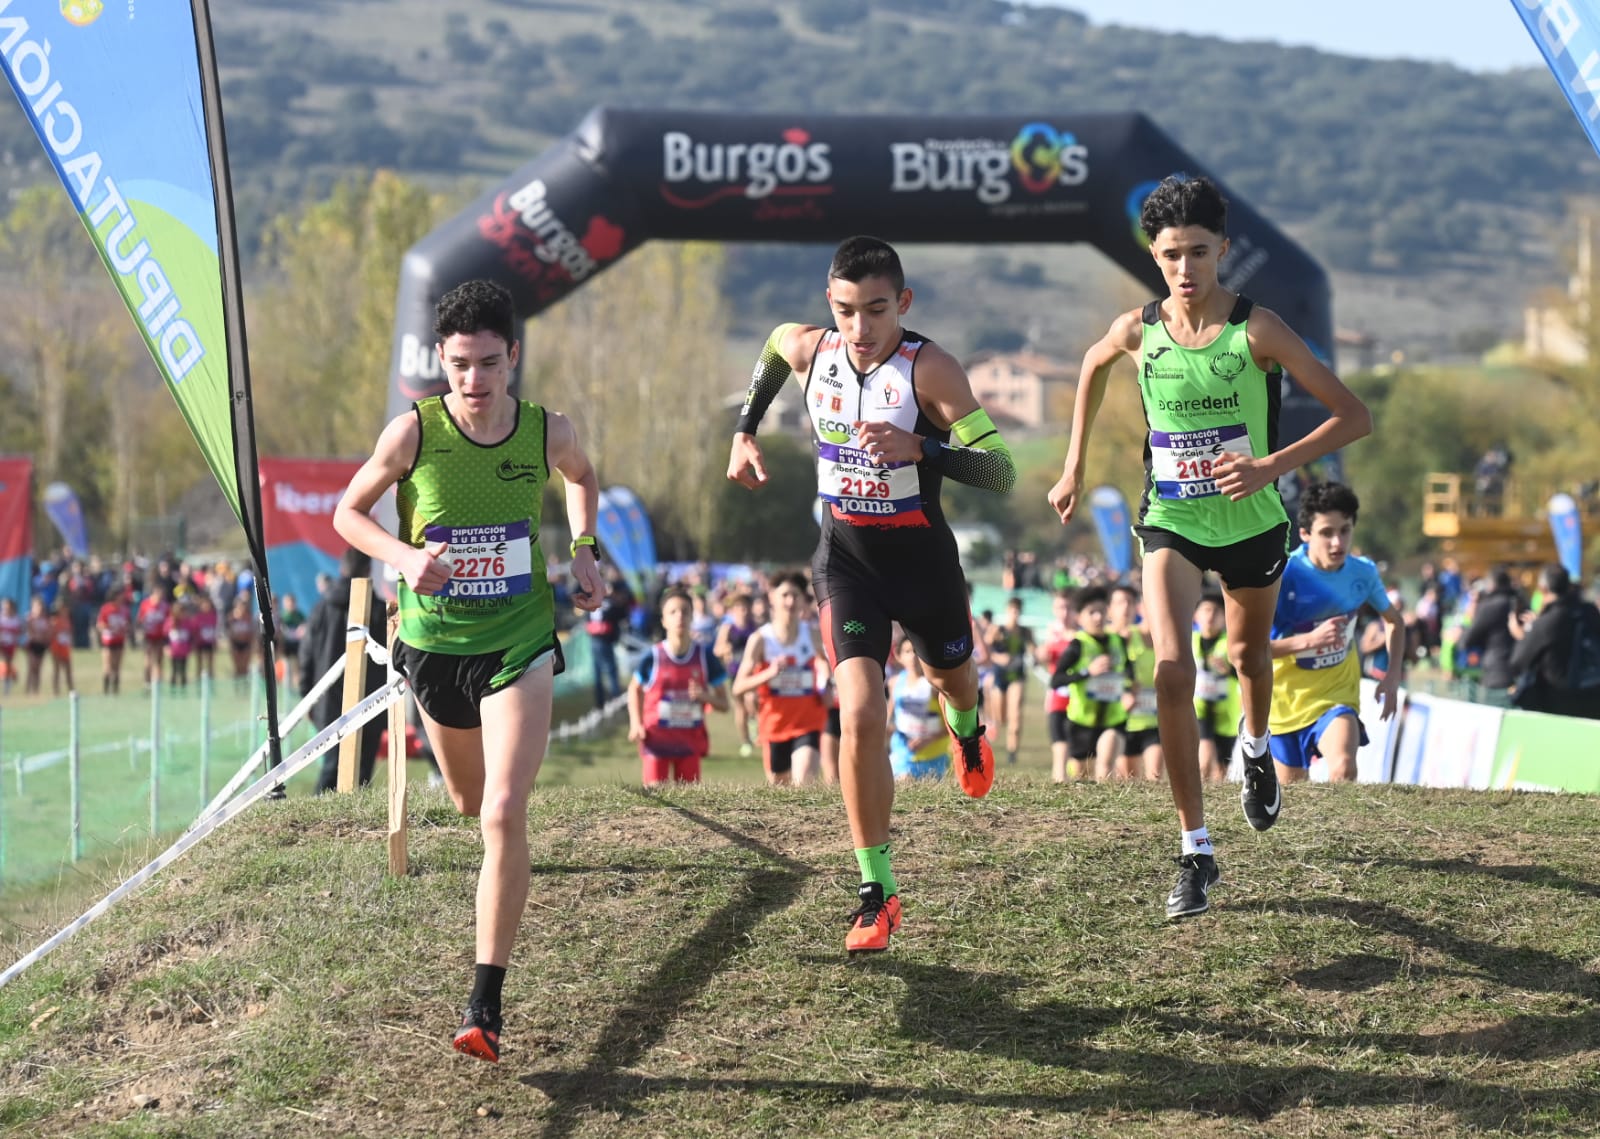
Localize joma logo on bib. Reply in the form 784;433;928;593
451;580;512;598
840;498;896;514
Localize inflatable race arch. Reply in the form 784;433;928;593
387;108;1333;445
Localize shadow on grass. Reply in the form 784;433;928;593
520;944;1600;1131
1276;897;1599;999
1340;854;1600;899
515;795;816;1139
509;810;1600;1137
528;861;737;877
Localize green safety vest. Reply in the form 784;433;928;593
1124;631;1159;732
1065;630;1130;729
1192;631;1242;731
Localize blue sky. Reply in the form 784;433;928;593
1032;1;1545;72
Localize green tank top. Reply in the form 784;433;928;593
396;396;554;655
1137;296;1289;547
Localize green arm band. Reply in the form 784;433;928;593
734;323;799;436
931;407;1017;493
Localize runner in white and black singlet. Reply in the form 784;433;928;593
727;236;1017;955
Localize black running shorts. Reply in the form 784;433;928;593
394;639;564;730
1135;522;1290;591
813;534;972;671
764;731;821;776
1123;726;1161;757
1068;721;1121;761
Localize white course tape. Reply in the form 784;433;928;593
348;624;392;667
0;676;406;989
189;635;391;833
187;653;347;832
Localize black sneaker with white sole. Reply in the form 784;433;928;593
1165;852;1220;918
1238;720;1281;832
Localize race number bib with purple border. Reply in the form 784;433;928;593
424;520;533;600
1150;423;1252;500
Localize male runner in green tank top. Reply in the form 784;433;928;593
1047;175;1372;919
334;279;605;1063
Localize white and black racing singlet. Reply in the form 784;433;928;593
803;329;954;557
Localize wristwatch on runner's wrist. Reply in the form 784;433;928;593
920;435;944;465
570;535;598;559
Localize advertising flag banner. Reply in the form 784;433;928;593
594;490;634;581
2;0;284;761
1513;0;1600;161
0;456;32;605
1;1;259;536
42;482;89;558
605;486;658;577
1548;492;1583;579
1089;485;1134;575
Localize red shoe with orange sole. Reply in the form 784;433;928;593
946;719;995;799
845;882;903;955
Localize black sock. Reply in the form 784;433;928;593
470;963;506;1012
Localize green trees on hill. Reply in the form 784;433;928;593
7;0;1578;275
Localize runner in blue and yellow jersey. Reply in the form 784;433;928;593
1269;481;1404;782
1047;175;1372;919
727;236;1017;955
334;279;605;1064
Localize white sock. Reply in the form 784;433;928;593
1242;727;1270;755
1181;827;1212;856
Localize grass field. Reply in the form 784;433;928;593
0;740;1597;1135
0;650;289;892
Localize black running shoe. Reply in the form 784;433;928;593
1238;719;1281;832
453;1002;503;1063
1166;852;1220;919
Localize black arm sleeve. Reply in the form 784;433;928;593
1510;609;1558;677
926;442;1018;493
734;331;794;436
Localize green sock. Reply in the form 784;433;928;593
944;699;979;738
854;843;897;897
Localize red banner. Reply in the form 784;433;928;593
259;458;361;611
0;457;33;563
259;458;360;558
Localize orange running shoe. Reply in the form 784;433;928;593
945;716;995;799
453;1003;502;1063
844;882;903;955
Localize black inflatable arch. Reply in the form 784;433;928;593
387;107;1333;445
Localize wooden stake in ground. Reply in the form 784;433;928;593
335;577;373;794
386;606;408;876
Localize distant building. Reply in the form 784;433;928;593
1523;215;1593;367
1334;329;1379;374
964;350;1075;428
